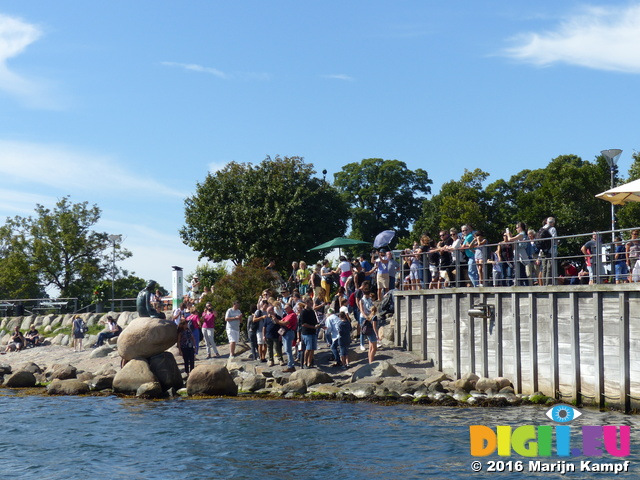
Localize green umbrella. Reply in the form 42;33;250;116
308;237;371;252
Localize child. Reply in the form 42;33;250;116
488;247;503;286
338;311;352;369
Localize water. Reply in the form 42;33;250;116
0;393;638;480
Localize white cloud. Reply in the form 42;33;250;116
503;5;640;73
0;140;184;198
208;160;229;173
161;61;271;81
322;74;355;82
0;14;58;108
160;61;229;79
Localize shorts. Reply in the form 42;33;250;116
366;332;377;343
339;340;350;357
302;333;318;350
257;331;266;345
226;327;239;343
409;264;423;281
376;274;389;289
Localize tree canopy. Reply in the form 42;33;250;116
1;197;131;303
334;158;432;242
180;155;349;268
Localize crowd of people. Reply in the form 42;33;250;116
398;219;640;289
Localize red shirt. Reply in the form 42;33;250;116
201;311;216;329
282;312;298;331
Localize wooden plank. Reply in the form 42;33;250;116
620;292;630;413
594;291;605;409
570;292;581;405
421;294;428;360
513;292;521;393
551;292;559;400
434;295;442;369
529;292;538;392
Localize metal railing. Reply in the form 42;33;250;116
396;226;640;289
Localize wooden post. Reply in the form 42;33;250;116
435;294;442;369
594;292;605;409
529;293;538;393
620;292;630;413
570;292;581;406
513;292;522;393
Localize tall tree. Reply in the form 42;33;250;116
617;151;640;231
180;156;349;268
0;225;44;299
412;168;492;240
5;197;131;303
334;158;432;242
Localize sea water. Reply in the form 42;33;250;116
0;393;638;480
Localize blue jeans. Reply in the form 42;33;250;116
615;263;629;282
283;330;296;368
330;338;341;363
467;257;479;287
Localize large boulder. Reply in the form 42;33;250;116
89;374;115;391
46;379;90;396
148;352;184;391
113;358;158;394
186;364;238;396
117;316;177;361
4;370;37;388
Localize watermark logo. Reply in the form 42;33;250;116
468;404;632;474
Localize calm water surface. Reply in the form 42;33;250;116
0;393;638;480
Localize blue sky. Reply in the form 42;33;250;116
1;1;639;292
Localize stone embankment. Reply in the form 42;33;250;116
0;311;554;407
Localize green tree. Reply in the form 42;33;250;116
617;151;640;232
334;158;432;242
180;156;349;268
412;168;492;240
186;263;228;294
6;197;131;304
0;225;44;299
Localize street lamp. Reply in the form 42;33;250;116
107;234;122;311
601;149;622;243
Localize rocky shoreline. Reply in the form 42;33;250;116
0;315;556;408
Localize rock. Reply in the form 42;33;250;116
309;384;341;395
18;362;43;375
351;361;401;382
499;386;515;394
186;364;238;396
46;364;77;381
475;377;499;393
241;374;266;392
136;382;164;399
90;345;116;358
290;369;333;387
148;352;184;391
90;374;115;391
495;377;512;390
47;379;90;395
0;363;11;375
424;372;451;385
344;382;376;398
117;316;177;362
113;358;158;394
4;370;37;388
452;373;479;393
77;372;94;382
94;364;117;376
281;379;307;395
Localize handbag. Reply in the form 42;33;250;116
278;327;287;336
361;320;372;336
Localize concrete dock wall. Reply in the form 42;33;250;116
394;285;640;412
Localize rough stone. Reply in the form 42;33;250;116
46;379;90;395
241;374;266;392
280;379;307;395
351;360;401;382
148;352;183;391
117;316;177;361
90;374;115;391
4;370;37;388
46;364;77;381
113;358;158;394
186;364;238;396
90;345;116;358
0;363;11;375
136;381;164;399
475;377;499;393
424;372;451;385
289;369;333;387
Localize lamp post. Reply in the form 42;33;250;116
107;234;122;311
601;149;622;244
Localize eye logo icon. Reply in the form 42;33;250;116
546;404;582;423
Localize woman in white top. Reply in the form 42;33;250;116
225;301;242;359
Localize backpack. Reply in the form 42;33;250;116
380;290;394;315
348;292;356;308
536;227;553;252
